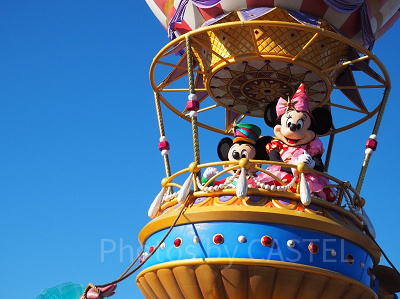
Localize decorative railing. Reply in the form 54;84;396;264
148;158;375;237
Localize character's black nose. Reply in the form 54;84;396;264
290;124;297;132
232;151;240;160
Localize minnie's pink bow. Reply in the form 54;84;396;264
276;94;310;117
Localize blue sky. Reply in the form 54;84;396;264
1;1;400;298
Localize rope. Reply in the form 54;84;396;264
154;91;171;178
186;35;195;96
356;154;371;193
372;87;391;135
118;248;144;279
364;225;400;275
185;35;201;164
356;87;391;193
163;154;172;182
154;91;165;137
191;116;201;164
81;194;192;297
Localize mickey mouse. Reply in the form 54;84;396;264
202;123;271;187
258;83;336;201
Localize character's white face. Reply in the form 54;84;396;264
274;110;315;146
223;143;257;174
227;143;257;161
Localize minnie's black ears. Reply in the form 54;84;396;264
264;101;278;128
311;107;332;135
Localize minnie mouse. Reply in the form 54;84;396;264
202;123;271;187
259;83;336;202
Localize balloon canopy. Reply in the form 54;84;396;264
146;0;400;48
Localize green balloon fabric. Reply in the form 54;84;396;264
36;282;85;299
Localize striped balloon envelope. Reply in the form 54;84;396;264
146;0;400;48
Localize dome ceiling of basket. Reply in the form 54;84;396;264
152;8;389;135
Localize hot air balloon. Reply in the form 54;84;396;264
132;0;400;298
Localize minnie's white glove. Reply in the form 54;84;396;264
297;153;315;169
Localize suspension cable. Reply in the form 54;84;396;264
81;195;192;298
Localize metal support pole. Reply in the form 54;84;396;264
324;133;335;172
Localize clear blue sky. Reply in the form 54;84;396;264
1;1;399;298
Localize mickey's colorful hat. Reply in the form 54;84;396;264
233;123;261;145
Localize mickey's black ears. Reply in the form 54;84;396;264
311;107;332;135
217;137;233;161
264;101;278;127
254;136;272;160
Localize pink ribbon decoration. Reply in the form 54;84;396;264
276;95;310;118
